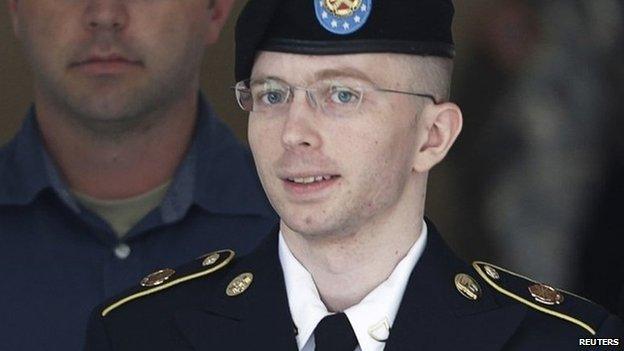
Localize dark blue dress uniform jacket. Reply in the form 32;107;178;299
85;221;624;350
0;94;277;351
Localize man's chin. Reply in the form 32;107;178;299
66;87;156;119
73;101;138;120
281;215;343;239
63;99;156;135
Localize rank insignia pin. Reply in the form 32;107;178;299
455;273;482;301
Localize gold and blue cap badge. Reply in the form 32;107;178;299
315;0;372;35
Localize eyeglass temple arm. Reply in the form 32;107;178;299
375;88;438;104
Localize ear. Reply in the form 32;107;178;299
8;0;20;37
204;0;235;45
412;102;463;173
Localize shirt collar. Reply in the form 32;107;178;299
0;106;76;207
154;92;274;221
182;93;273;218
279;221;428;351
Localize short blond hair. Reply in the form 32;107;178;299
398;55;454;102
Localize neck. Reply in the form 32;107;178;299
36;90;198;200
282;183;426;312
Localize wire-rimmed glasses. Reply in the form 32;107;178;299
233;77;437;117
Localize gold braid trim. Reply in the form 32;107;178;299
102;250;235;317
472;261;596;335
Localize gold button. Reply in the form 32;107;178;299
201;253;220;267
455;273;482;301
226;272;254;296
140;268;175;287
484;265;500;280
528;283;564;305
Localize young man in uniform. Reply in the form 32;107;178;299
85;0;624;349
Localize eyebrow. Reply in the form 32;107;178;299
313;68;375;84
249;76;285;86
251;67;376;85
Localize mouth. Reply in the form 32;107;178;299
281;173;341;197
69;54;143;75
285;174;338;184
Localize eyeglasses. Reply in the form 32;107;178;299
233;78;437;117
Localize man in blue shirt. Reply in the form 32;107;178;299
1;0;276;349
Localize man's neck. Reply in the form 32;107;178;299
281;201;425;312
35;90;198;200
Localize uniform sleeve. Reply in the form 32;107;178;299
84;308;112;351
596;313;624;336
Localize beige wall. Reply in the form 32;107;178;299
1;2;32;144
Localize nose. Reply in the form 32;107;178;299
280;92;323;151
83;0;128;32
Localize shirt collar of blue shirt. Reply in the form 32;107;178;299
0;92;273;222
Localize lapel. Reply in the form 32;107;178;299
384;219;526;351
173;226;298;350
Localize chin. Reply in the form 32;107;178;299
282;214;325;235
271;194;348;237
281;212;348;239
74;104;138;123
74;90;156;121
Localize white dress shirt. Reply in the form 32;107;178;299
279;221;428;351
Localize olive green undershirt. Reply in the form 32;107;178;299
72;180;172;239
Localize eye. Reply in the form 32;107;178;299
329;86;360;104
257;89;287;105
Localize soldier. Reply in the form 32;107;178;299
85;0;624;350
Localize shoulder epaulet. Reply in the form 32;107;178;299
101;249;235;317
472;261;603;336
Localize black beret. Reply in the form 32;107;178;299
235;0;455;81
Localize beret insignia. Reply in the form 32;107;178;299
315;0;372;34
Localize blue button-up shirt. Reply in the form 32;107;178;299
0;94;277;350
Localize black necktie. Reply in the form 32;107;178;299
314;313;359;351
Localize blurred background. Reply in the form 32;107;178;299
2;0;623;312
